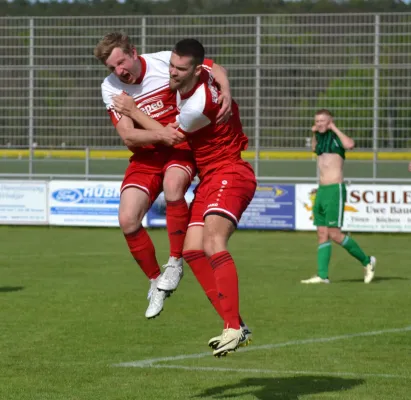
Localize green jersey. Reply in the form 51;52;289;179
314;130;345;160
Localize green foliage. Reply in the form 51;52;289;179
1;0;411;17
316;54;411;148
316;61;375;145
1;2;411;149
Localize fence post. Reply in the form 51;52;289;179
372;14;380;180
141;16;146;54
85;147;90;180
29;18;34;178
254;15;261;178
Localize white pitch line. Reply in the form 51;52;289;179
114;325;411;368
150;364;409;380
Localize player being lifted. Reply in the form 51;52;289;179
94;32;232;319
301;109;376;284
113;39;256;357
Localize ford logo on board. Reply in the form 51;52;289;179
52;189;82;203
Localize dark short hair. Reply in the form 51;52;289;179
315;109;333;118
172;39;205;66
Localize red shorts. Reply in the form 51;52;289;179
121;148;196;204
188;161;256;227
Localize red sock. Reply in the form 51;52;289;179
209;251;240;330
166;199;189;258
124;228;160;280
183;250;225;320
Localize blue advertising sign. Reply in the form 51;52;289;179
238;184;295;230
147;183;295;230
49;181;121;227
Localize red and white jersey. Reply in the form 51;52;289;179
100;51;213;153
176;69;249;178
102;52;176;128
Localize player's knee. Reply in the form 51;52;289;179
317;228;329;243
329;229;344;243
118;211;143;235
319;234;329;243
182;236;198;252
163;170;189;201
203;240;215;257
203;235;226;257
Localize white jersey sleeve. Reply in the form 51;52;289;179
101;78;123;110
176;107;211;133
101;77;125;125
176;84;212;133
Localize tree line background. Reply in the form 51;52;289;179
0;0;410;149
1;0;411;17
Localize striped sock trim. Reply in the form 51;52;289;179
341;236;349;246
318;241;331;250
182;250;206;263
210;251;233;270
166;199;187;207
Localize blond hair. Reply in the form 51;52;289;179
94;32;134;64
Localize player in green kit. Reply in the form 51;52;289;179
301;109;376;284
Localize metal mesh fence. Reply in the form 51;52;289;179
1;14;410;152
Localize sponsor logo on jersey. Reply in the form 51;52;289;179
207;73;219;103
210;85;219;104
149;105;174;119
137;93;164;107
140;100;165;116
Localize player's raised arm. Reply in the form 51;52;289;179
311;125;317;152
211;63;232;124
329;121;355;150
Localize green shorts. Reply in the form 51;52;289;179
313;183;347;228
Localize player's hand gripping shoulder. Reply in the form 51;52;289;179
216;90;232;124
112;93;136;117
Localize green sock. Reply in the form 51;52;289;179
341;236;370;266
317;241;332;279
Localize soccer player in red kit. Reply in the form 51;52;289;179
173;40;256;357
118;39;256;357
94;32;233;319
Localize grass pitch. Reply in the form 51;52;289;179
0;227;410;399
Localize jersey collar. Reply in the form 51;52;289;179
135;56;147;84
179;69;208;100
